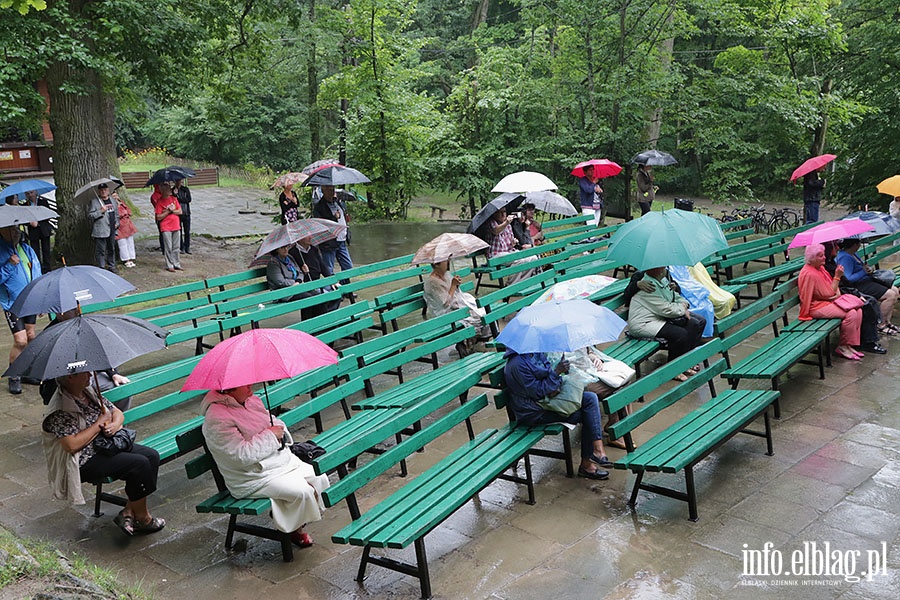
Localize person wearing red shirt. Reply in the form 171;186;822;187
153;183;183;272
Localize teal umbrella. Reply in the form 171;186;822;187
606;210;727;270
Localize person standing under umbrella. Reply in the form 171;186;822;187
279;183;301;224
24;189;54;271
154;182;183;272
578;165;604;226
172;178;192;254
635;164;656;216
803;167;826;223
88;183;119;273
114;190;138;269
0;225;41;394
312;185;354;294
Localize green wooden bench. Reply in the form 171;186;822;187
176;427;295;562
80;279;209;316
603;340;779;521
726;255;805;300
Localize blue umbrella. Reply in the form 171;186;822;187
0;179;57;203
10;265;135;317
496;299;626;353
839;211;900;238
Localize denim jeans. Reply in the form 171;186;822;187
320;240;353;285
528;391;603;459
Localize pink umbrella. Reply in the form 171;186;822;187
789;154;836;182
182;328;338;392
788;218;875;249
571;159;622;179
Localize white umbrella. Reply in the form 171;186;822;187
514;190;576;216
491;171;557;194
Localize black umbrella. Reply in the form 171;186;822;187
10;265;136;318
0;204;58;228
73;177;125;206
144;166;196;187
302;165;371;187
3;315;168;381
301;159;340;176
466;193;526;235
631;149;678;166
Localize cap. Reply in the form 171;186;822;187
97;183;109;189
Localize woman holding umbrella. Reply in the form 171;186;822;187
42;371;164;536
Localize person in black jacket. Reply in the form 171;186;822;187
172;178;192;254
802;167;826;223
311;186;354;292
24;190;54;270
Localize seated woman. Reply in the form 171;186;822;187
201;385;330;548
835;238;900;336
42;371;164;536
668;265;715;338
799;243;864;360
422;260;492;357
823;241;885;354
504;350;610;478
626;266;706;381
266;244;338;320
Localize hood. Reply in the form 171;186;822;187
200;389;241;415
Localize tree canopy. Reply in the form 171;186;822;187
3;0;899;225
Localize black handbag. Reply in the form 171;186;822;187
289;441;326;464
93;428;136;456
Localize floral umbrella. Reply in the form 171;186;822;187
411;233;488;265
272;172;308;188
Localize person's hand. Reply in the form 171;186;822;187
301;263;309;273
684;309;691;320
112;374;130;386
506;214;515;223
835;265;844;279
589;354;604;370
451;274;462;287
268;424;285;440
864;265;874;274
29;221;38;227
636;280;654;293
668;281;679;291
8;254;20;265
554;358;570;375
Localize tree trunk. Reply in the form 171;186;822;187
810;78;832;156
307;0;320;159
643;2;676;148
472;0;490;32
46;61;116;265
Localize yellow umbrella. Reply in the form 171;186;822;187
876;175;900;197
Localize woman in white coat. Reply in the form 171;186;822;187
201;385;330;547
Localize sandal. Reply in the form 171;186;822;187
606;438;629;450
878;324;898;336
291;530;314;548
834;347;861;361
133;516;166;534
113;511;135;536
673;373;689;382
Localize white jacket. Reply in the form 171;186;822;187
200;390;298;499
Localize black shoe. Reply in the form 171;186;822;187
860;342;887;355
343;292;358;301
21;376;40;385
577;466;609;480
8;377;21;395
590;453;613;467
183;250;192;255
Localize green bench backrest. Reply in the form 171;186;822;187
81;279;207;315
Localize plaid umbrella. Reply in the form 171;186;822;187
253;218;345;259
272;172;308;188
411;233;488;265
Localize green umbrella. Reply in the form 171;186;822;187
606;210;727;270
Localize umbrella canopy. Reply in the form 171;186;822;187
253;218;346;258
0;204;58;228
491;171;557;194
4;315;168;380
876;175;900;197
10;265;135;317
303;165;371;187
466;194;526;235
73;177;124;205
272;172;308;188
532;275;618;304
789;154;836;182
606;210;728;270
838;211;900;238
508;190;576;216
570;159;622;180
144;166;196;187
631;150;678;166
181;328;338;392
302;159;340;176
496;299;626;353
788;219;875;249
411;233;489;265
0;179;57;203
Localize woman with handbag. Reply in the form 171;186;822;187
503;350;611;480
799;243;864;360
835;238;899;336
201;385;330;548
41;371;164;536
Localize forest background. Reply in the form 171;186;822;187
1;0;898;260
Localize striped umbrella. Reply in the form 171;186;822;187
253;218;346;259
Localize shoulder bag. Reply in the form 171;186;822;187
93;428;136;456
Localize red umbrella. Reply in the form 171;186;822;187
789;154;836;182
571;159;622;179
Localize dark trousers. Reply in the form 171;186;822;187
94;235;117;270
638;201;652;215
29;232;52;270
525;391;602;459
79;443;160;502
657;313;707;361
804;201;820;223
180;207;191;252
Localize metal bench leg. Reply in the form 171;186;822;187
225;514;238;548
763;410;774;456
627;472;644;508
415;539;432;599
771;378;781;419
523;453;536;505
685;466;699;522
562;429;574;478
356;546;371;583
817;345;826;380
279;531;293;563
93;483;104;517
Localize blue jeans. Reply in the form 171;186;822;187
804;201;820;223
320;240;353;284
528;391;603;459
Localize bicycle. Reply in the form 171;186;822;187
765;207;800;234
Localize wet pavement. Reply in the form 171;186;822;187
1;187;898;599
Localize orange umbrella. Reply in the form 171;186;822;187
876;175;900;197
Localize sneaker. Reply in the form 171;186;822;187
8;377;21;395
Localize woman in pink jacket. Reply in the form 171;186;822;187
201;385;330;547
